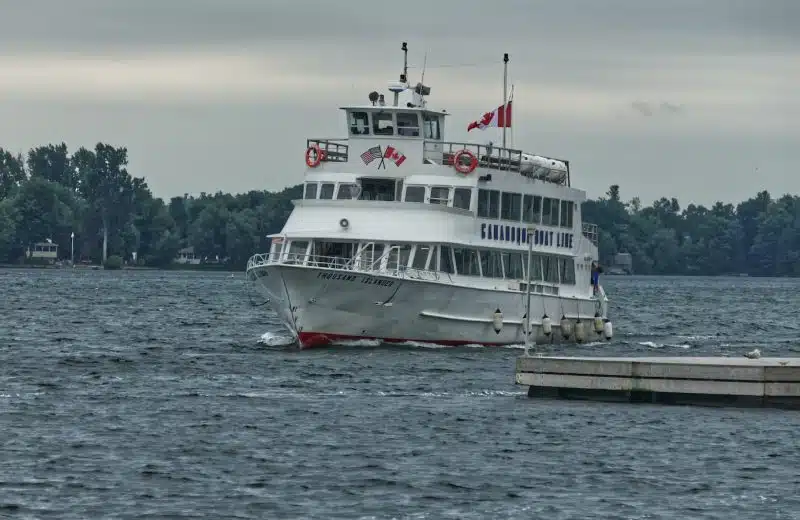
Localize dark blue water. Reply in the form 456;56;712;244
2;269;799;519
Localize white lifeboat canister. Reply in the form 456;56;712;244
492;308;503;334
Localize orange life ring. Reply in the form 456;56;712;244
305;145;325;168
453;149;478;174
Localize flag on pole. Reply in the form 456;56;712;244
467;101;512;132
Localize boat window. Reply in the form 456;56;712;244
359;178;396;201
423;114;440;140
285;240;309;264
319;183;335;199
438;246;455;274
411;244;432;270
501;192;522;221
453;248;481;276
349;111;370;135
396;112;420;137
269;239;284;262
429;186;450;205
357;243;383;270
522;194;541;224
529;254;543;281
479;250;504;278
542;255;560;283
549;198;560;226
542;197;560;226
304;182;317;199
405;185;425;203
502;251;525;280
559;257;576;284
336;183;358;199
477;189;500;218
387;244;412;271
394;179;404;201
310;241;354;269
560;200;574;228
453;187;471;210
372;112;394;136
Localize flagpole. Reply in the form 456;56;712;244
502;53;509;152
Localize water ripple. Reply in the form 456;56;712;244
0;269;799;519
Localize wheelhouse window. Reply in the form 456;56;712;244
405;185;425;202
372;112;394;135
336;183;357;199
559;201;574;228
429;186;450;205
501;192;522;221
304;183;317;199
423;114;440;140
453;187;471;210
522;194;541;224
349;111;370;135
319;183;335;199
396;112;420;137
477;189;500;219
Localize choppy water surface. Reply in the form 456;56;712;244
1;269;799;519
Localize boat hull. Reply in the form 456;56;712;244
247;264;610;349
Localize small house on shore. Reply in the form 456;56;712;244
28;241;59;264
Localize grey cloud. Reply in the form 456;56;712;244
1;0;797;53
631;101;685;117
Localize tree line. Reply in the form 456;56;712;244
0;142;797;276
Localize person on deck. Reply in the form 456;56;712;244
590;261;603;295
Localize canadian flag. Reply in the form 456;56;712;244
383;145;406;166
467;101;512;132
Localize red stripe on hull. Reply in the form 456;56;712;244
296;331;512;349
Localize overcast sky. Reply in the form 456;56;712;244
0;0;797;207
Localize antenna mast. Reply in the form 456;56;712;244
401;42;408;84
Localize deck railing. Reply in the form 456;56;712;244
246;251;450;282
304;138;568;185
582;223;599;246
424;141;524;172
306;139;349;163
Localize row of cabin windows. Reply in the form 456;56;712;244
349;111;441;140
302;182;575;229
404;185;472;210
275;240;576;285
304;182;358;200
477;189;575;228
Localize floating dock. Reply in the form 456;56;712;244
515;356;800;409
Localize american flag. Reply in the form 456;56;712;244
360;145;382;165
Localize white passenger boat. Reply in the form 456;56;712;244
246;43;613;349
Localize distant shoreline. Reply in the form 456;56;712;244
0;263;240;273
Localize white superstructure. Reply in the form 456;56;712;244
246;43;612;349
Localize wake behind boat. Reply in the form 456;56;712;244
246;43;613;349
